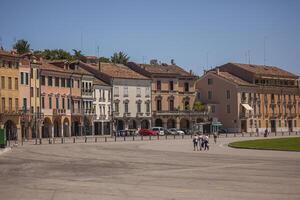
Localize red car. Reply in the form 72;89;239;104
138;129;158;136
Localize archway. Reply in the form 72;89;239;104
117;120;124;131
53;118;61;137
83;116;92;135
155;118;163;127
4;120;17;141
196;118;204;123
129;119;137;129
42;117;52;138
72;118;81;136
63;118;70;137
167;119;176;129
180;118;190;130
141;120;150;129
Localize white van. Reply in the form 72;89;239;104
151;127;165;136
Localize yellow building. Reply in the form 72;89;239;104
0;50;21;140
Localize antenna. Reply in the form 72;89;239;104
97;45;100;58
80;32;83;52
206;52;208;68
248;50;251;64
0;36;2;48
264;36;267;66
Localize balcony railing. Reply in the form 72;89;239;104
82;89;93;96
153;110;208;116
53;109;66;115
123;112;131;117
84;109;95;115
136;112;143;117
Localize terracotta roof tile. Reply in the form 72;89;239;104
138;63;191;76
216;71;254;86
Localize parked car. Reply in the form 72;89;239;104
168;128;185;135
138;129;158;136
219;128;228;133
151;127;165;136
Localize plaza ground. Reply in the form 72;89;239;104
0;135;300;200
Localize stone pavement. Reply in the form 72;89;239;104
0;135;299;200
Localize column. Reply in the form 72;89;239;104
101;121;104;135
61;125;64;137
92;122;95;136
51;125;54;138
176;117;180;129
68;124;71;137
17;125;22;143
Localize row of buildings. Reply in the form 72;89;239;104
0;50;208;141
0;50;299;141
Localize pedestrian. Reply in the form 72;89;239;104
198;134;203;151
204;135;209;151
193;134;199;151
264;128;268;137
213;132;218;144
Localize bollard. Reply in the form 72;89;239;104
115;136;117;142
282;132;284;136
35;138;37;145
190;134;192;139
53;138;55;144
275;132;277;136
141;135;143;141
85;137;87;143
95;137;97;142
105;137;107;142
61;138;64;144
149;135;151;140
296;131;298;135
73;137;75;143
242;132;244;137
289;131;291;136
133;135;135;141
124;136;126;141
49;138;51;144
226;132;228;137
182;134;184;139
250;132;252;137
166;135;168;140
234;132;236;137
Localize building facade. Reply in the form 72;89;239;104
196;63;300;133
78;62;152;134
127;61;208;132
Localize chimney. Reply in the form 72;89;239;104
189;70;192;75
216;67;220;75
98;60;101;72
150;59;158;65
171;59;175;65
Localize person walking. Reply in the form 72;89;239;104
204;135;209;151
198;134;203;151
193;134;199;151
213;132;218;144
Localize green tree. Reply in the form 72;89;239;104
193;101;205;111
99;56;111;63
72;49;85;61
38;49;73;60
13;39;30;54
111;51;130;64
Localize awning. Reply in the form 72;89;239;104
242;104;253;111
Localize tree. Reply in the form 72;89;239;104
111;51;130;64
13;39;30;54
99;56;110;63
72;49;85;61
193;101;205;111
37;49;73;60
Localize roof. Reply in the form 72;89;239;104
93;78;108;86
41;60;92;76
90;62;150;80
210;71;254;86
0;50;20;58
138;63;192;76
225;63;298;78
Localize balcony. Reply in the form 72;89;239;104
99;114;106;120
113;111;119;117
53;109;66;115
136;112;143;118
239;112;249;119
123;112;131;117
72;108;82;115
153;110;208;117
82;89;93;96
84;109;95;115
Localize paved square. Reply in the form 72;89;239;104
0;136;300;200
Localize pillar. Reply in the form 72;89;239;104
92;122;95;136
17;125;22;142
101;121;104;135
176;117;180;129
51;125;54;138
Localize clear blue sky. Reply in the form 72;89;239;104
0;0;299;75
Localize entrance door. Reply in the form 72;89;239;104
241;120;247;132
288;120;293;132
270;120;276;133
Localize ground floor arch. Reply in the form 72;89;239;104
155;118;163;127
83;116;92;135
71;116;82;136
167;118;176;129
63;117;70;137
53;117;61;137
129;119;137;129
4;120;17;140
141;120;150;129
116;119;124;131
42;117;52;138
180;118;190;130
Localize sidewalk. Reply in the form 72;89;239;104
0;147;11;155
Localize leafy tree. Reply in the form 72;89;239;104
99;56;110;63
193;101;205;111
111;51;130;64
13;39;30;54
72;49;85;61
36;49;73;60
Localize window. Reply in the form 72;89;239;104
157;99;162;111
184;82;189;92
67;98;70;110
77;80;80;88
61;78;65;87
137;102;141;113
124;86;128;97
197;92;201;100
25;73;29;85
62;98;65;109
169;81;174;91
208;91;212;100
157;80;161;90
226;90;230;99
279;120;281;128
114;87;119;96
211;105;215;113
49;97;52;109
30;87;34;97
36;88;39;97
15;78;18;90
145;87;150;97
208;78;213;85
30;68;33;78
15;98;18;112
184;101;189;110
48;76;53;86
136;87;141;97
41;76;45;85
1;76;4;89
146;102;150;113
108;90;111;100
41;97;45;109
56;97;59;109
9;98;12;112
23;98;27;111
1;98;5;112
30;106;34;114
108;106;110;115
36;69;39;79
8;61;12;68
227;105;231;113
55;77;60;87
8;77;12;89
169;99;174;111
21;72;24;84
124;102;129;113
114;102;119;112
66;78;71;87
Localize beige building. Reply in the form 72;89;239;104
196;63;300;133
128;61;208;131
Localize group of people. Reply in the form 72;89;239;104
192;133;218;151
